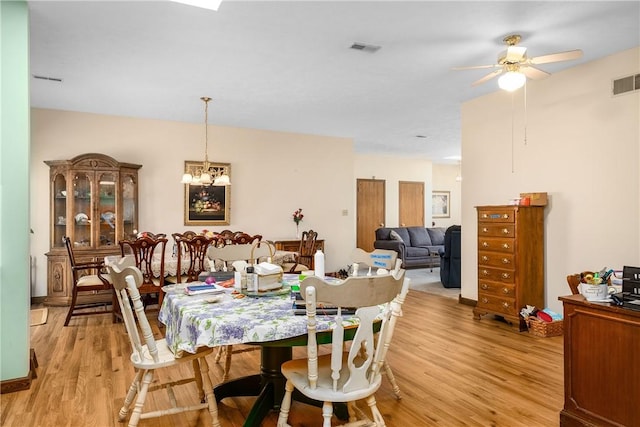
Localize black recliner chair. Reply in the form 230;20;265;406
439;225;461;288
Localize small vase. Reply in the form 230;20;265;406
295;224;300;239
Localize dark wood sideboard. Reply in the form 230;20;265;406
559;294;640;427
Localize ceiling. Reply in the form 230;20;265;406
27;1;640;163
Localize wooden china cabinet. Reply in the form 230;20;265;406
44;153;141;306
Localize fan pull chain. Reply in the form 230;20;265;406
511;92;515;174
524;81;528;146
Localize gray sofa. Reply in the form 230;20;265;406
373;226;446;269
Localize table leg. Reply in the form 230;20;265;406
214;345;347;425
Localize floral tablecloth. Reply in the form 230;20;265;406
158;274;358;357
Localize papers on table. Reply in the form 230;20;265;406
184;283;226;296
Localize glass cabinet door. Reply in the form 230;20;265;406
97;172;117;248
72;172;92;248
52;174;67;248
122;174;137;240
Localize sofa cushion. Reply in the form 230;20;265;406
389;230;405;242
390;228;410;244
407;226;432;247
375;228;391;240
427;227;446;246
405;246;430;257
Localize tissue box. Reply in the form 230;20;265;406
258;272;284;291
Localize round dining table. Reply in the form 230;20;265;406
158;274;362;426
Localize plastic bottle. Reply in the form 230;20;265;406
246;266;257;292
314;249;325;278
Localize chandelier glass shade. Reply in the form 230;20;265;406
181;97;231;186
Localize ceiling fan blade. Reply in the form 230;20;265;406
452;64;499;71
520;65;550;80
529;49;583;65
471;69;503;86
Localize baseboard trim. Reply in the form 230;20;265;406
31;296;47;305
0;350;37;394
458;295;477;307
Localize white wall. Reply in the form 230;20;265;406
30;109;356;296
432;163;462;228
354;154;434;227
461;47;640;313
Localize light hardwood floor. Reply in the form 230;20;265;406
2;291;564;426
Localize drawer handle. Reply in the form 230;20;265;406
482;227;489;233
481;297;489;304
482;241;489;247
482;256;489;262
502;228;510;235
481;283;489;290
502;214;509;219
482;214;488;219
501;258;510;264
502;302;510;308
502;287;510;294
502;243;510;249
482;270;489;276
501;272;511;279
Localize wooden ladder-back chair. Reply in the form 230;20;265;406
282;229;318;273
63;236;114;326
119;234;168;310
182;234;215;282
168;232;214;284
106;258;220;427
349;247;403;399
277;270;410;427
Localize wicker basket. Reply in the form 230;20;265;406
526;316;563;337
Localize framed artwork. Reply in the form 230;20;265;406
432;191;450;218
183;161;231;226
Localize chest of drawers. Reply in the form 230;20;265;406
473;205;545;330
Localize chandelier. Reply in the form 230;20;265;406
181;97;231;186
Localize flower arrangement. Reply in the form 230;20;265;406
292;208;304;225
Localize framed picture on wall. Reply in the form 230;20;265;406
432;191;450;218
183;161;231;226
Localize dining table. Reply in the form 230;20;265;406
158;274;366;426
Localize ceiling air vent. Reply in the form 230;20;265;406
612;73;640;95
349;42;381;53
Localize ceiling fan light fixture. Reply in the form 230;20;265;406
498;71;526;92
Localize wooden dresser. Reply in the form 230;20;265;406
559;294;640;427
473;205;545;330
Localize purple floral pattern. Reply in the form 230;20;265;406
159;274;359;356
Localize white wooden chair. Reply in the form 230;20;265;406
350;248;401;276
349;248;404;399
106;257;221;427
277;271;410;427
206;241;275;381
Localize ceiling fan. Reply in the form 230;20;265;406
453;34;583;91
